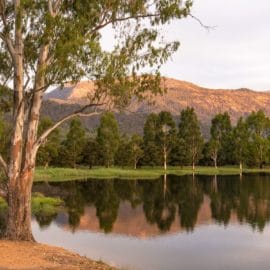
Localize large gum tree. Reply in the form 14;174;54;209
0;0;192;241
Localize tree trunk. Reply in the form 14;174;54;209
192;161;195;171
5;170;34;241
214;156;217;169
239;161;243;172
163;146;167;171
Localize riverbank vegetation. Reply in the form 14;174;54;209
2;109;270;176
33;166;270;182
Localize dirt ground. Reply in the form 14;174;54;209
0;241;116;270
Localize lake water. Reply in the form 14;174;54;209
31;174;270;270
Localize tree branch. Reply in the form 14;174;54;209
35;103;104;148
0;0;16;62
90;13;161;34
189;14;216;31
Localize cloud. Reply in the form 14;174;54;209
160;0;270;90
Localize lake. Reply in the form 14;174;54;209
31;174;270;270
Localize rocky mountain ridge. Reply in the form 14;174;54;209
43;78;270;135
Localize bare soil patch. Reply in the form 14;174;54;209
0;241;116;270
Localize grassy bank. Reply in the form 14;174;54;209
33;166;270;182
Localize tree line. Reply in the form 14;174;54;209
1;108;270;170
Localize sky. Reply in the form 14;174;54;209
159;0;270;90
102;0;270;91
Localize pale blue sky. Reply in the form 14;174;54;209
102;0;270;90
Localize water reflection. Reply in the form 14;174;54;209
32;174;270;235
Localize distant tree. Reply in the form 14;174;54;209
157;111;177;170
246;110;270;168
232;117;249;171
115;134;131;167
207;112;232;168
60;118;86;168
143;112;176;169
206;139;219;169
129;134;144;169
116;134;143;169
83;137;101;169
37;117;60;168
178;107;203;170
97;112;120;167
170;137;186;166
143;113;161;166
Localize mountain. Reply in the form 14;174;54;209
43;78;270;135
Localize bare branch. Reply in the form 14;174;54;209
0;154;8;177
35;103;104;148
189;14;217;31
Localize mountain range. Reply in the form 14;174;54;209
43;78;270;136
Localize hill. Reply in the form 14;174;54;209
43;78;270;135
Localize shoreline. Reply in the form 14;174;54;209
0;240;116;270
33;166;270;182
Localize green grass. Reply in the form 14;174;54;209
0;193;63;216
33;166;270;182
31;192;63;216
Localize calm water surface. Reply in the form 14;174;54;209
31;174;270;270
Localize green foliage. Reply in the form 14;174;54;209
0;86;12;113
245;110;270;168
143;113;161;166
115;134;131;167
177;107;203;167
0;113;11;161
232;117;249;167
143;111;176;167
59;118;86;168
116;134;144;168
156;111;176;169
83;137;101;168
37;117;61;167
207;112;232;166
0;0;193;108
129;134;144;169
97;112;120;167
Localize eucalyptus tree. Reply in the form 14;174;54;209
61;118;86;168
178;107;203;170
129;134;144;169
157;111;176;170
246;110;270;168
117;134;143;169
232;117;249;171
0;0;193;240
97;112;120;167
207;112;232;168
143;113;160;166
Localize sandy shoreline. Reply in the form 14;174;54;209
0;240;116;270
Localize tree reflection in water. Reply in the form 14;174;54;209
31;174;270;234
